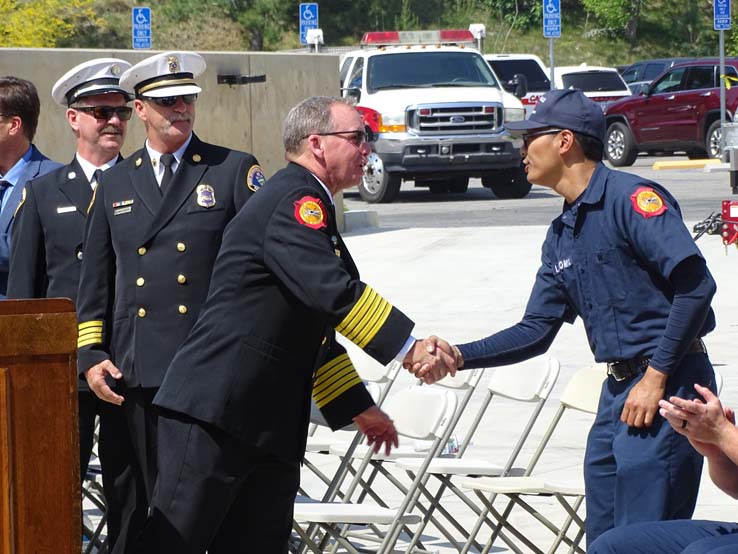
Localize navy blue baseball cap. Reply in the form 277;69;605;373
505;88;606;143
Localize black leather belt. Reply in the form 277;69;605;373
606;339;707;382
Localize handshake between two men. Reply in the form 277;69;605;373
403;336;462;384
351;336;462;456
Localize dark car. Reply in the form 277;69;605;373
604;58;738;166
620;57;695;84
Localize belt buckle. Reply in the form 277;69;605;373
606;362;628;382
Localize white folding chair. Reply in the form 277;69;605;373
326;368;485;511
396;356;561;553
293;387;458;554
457;364;605;554
82;416;108;553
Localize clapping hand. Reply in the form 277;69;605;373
403;336;461;384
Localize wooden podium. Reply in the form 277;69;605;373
0;299;80;553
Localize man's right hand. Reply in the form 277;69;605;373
85;360;125;405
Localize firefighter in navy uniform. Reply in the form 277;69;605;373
7;58;135;547
75;51;265;554
137;96;455;553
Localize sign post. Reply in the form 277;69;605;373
299;3;319;46
132;7;152;50
543;0;561;90
715;0;731;158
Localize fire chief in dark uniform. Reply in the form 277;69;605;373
138;96;451;553
75;51;264;553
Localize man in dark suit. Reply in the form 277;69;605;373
74;51;266;553
138;96;455;553
0;76;62;297
8;57;136;547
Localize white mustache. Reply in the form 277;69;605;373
101;126;123;135
168;115;192;123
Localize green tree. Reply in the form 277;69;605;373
0;0;98;47
581;0;642;42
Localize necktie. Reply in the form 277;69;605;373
0;180;10;211
91;169;103;189
159;154;175;195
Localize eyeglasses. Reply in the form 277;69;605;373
74;106;133;121
145;94;198;107
303;126;376;146
522;128;563;148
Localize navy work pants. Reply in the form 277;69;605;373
589;519;738;554
584;352;716;546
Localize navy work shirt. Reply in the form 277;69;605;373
524;163;715;365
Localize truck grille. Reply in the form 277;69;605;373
408;103;502;134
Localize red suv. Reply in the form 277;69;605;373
604;58;738;166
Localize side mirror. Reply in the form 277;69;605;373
340;87;361;101
512;73;529;98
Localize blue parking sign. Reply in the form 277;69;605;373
132;7;152;49
714;0;731;31
543;0;561;38
300;3;319;45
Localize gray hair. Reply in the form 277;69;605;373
283;96;355;155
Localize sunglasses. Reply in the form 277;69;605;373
304;126;376;146
74;106;133;121
146;94;198;107
522;128;563;148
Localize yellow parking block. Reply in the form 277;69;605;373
652;159;723;170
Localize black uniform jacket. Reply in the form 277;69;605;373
76;134;260;387
8;157;119;301
154;162;414;463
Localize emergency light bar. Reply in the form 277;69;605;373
361;29;475;47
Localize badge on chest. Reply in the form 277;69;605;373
196;184;216;208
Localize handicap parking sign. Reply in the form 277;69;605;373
300;3;319;45
132;7;152;49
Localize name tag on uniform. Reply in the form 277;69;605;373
56;205;76;214
113;199;134;216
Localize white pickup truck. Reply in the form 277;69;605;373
340;30;529;203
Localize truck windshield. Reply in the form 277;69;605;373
367;51;499;92
561;72;629;92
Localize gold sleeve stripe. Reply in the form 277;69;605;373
312;353;363;408
78;336;103;348
78;328;102;339
79;321;103;331
335;286;393;348
314;354;352;385
314;374;363;408
313;362;356;397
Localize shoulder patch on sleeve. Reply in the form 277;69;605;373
13;187;27;218
246;164;266;192
630;186;667;218
294;195;327;229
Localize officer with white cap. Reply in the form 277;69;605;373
74;51;264;554
8;57;134;549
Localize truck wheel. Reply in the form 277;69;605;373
605;122;638;167
359;153;401;203
482;167;531;199
705;120;722;159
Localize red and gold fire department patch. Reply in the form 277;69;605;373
630;187;667;218
294;196;327;229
